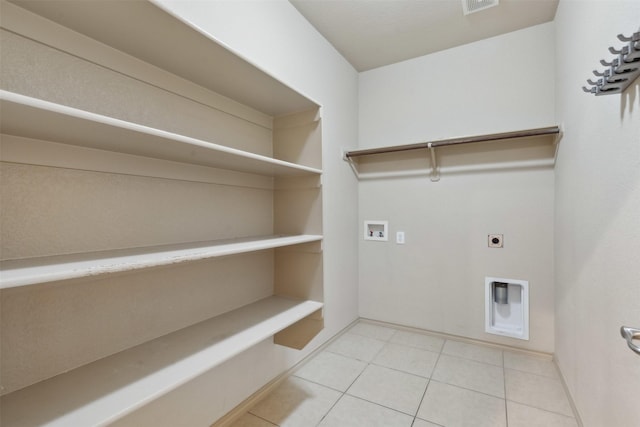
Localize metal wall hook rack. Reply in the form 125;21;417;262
583;30;640;96
620;326;640;356
427;142;439;182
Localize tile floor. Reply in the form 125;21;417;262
230;321;579;427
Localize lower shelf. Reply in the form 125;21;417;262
0;235;323;289
0;296;323;427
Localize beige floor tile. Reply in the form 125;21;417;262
347;364;429;415
417;381;506;427
327;332;386;362
504;351;558;378
237;322;580;427
229;413;278;427
505;369;573;417
294;351;367;392
373;342;439;378
318;395;414;427
390;330;445;353
507;401;578;427
349;322;397;341
432;354;505;398
249;377;341;427
442;340;503;366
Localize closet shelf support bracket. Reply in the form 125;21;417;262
428;142;440;182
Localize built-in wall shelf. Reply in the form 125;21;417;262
0;235;323;289
1;1;325;423
0;91;322;177
0;296;323;427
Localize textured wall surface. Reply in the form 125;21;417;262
554;2;640;426
357;23;556;353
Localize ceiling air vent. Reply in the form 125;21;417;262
462;0;499;15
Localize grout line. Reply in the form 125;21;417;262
342;393;420;418
314;319;388;426
437;351;504;368
427;379;506;401
246;413;278;427
506;400;581;422
289;374;350;394
413;379;431;426
412;337;447;425
338;321;427;420
368;360;432;379
504;396;577;420
385;341;444;353
503;366;563;381
314;392;344;427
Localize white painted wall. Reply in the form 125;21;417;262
554;2;640;426
358;23;557;352
116;1;360;425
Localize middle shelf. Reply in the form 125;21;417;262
0;90;322;177
0;235;323;289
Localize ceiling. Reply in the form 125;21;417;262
289;0;559;72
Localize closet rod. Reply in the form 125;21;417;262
345;126;561;159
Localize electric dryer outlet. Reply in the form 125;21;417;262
488;234;503;248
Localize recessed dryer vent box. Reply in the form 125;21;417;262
485;276;529;340
364;220;388;241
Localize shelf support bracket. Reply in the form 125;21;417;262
428;143;440;182
346;156;360;179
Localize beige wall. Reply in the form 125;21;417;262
357;23;557;353
554;2;640;426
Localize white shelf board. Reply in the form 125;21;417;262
0;91;322;177
8;0;318;117
0;235;323;289
0;296;324;427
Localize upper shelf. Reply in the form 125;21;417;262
0;91;322;177
0;235;323;289
7;0;318;117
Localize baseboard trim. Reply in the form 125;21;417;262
358;317;554;359
553;356;584;426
